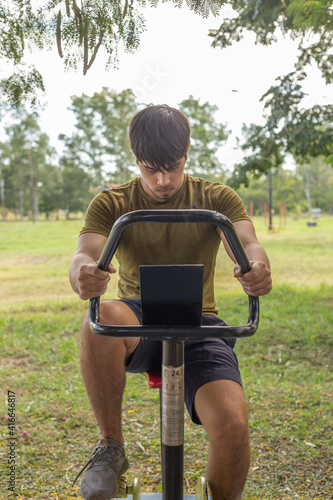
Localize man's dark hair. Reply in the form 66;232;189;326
129;104;190;172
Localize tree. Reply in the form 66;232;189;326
236;168;309;216
59;158;94;218
59;88;138;186
0;0;225;107
0;108;56;220
229;72;333;187
179;95;229;180
210;0;333;84
228;73;333;227
210;0;333;191
38;163;63;219
297;156;333;214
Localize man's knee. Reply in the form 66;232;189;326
211;409;249;451
195;380;249;444
82;300;139;332
80;300;140;359
95;300;139;326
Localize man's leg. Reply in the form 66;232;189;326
194;379;250;500
80;300;140;441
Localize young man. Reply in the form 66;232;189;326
69;104;272;500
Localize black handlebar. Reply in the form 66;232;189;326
89;209;259;340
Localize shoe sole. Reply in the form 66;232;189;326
85;457;130;500
119;457;130;476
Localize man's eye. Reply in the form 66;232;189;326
143;161;180;173
168;162;181;171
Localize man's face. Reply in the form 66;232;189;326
138;156;186;202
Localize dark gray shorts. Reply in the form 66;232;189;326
121;299;242;425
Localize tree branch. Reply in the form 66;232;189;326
65;0;70;17
86;34;104;72
56;10;63;58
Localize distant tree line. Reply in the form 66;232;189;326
0;91;230;220
0;88;332;222
237;160;333;217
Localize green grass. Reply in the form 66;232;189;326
0;217;332;499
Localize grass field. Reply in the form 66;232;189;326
0;216;332;500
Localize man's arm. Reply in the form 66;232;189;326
220;220;272;297
69;233;116;300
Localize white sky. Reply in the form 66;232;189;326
4;3;333;170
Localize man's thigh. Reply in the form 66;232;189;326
183;312;242;425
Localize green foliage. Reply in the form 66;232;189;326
286;0;333;33
290;0;333;84
179;95;229;179
210;0;333;186
210;0;288;47
0;91;235;218
0;68;45;108
59;88;138;186
38;164;63;218
230;122;285;187
0;0;225;107
0;108;56;219
0;0;46;106
297;156;333;213
210;0;333;83
0;106;95;219
230;70;333;186
60;158;94;216
236;168;311;215
1;89;330;219
0;0;45;62
53;0;146;73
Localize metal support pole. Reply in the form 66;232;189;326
161;341;184;500
268;169;273;231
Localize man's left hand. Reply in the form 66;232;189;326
234;261;272;297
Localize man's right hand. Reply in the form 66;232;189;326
69;232;112;300
77;262;116;300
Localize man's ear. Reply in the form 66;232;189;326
185;141;190;160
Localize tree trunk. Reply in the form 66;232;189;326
303;163;312;214
19;191;24;221
0;169;5;221
327;164;332;214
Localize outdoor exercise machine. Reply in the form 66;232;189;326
89;209;260;500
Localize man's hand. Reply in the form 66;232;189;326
69;232;114;300
234;261;272;297
77;262;116;300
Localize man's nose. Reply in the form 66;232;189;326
156;172;171;186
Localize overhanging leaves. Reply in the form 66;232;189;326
209;0;333;83
0;0;226;107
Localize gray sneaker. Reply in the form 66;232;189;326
73;437;130;500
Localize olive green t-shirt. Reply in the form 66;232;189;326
80;174;251;315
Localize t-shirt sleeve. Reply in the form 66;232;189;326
80;192;115;238
215;185;251;223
